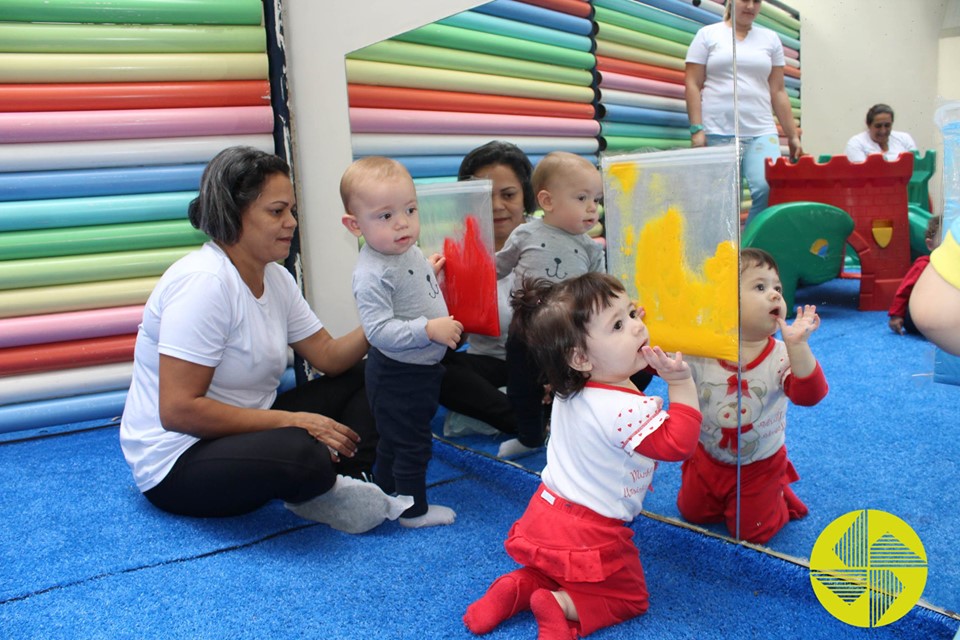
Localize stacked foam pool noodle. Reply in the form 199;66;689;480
346;0;602;184
0;0;277;434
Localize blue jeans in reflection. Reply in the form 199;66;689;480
706;134;783;227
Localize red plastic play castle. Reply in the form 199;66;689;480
765;153;914;311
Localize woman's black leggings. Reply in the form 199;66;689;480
144;362;377;517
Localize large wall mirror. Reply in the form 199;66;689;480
332;0;959;617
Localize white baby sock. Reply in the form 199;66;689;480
497;438;539;459
399;504;457;529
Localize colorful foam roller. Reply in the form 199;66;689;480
760;1;800;31
349;40;593;87
0;362;132;406
600;122;688;140
474;0;596;36
596;55;685;84
349;108;599;136
345;60;596;103
394;22;595;70
0;191;195;233
0;134;274;173
0;166;203;203
392;152;595;180
595;20;688;58
0;389;127;434
598;70;684;99
0;0;264;25
0;53;268;84
595;39;685;71
0;277;158;319
771;29;800;51
0;305;144;349
0;247;191;291
520;0;592;18
601;103;689;127
0;81;271;113
640;0;717;25
601;135;691;151
0;106;273;144
0;334;136;377
598;88;686;113
754;15;799;41
347;85;595;119
0;23;265;54
352;134;599;157
593;0;701;35
753;6;800;39
439;11;592;52
0;220;207;261
594;6;694;46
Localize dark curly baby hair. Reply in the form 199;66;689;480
510;272;627;398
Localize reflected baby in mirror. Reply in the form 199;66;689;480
889;214;941;335
677;248;829;544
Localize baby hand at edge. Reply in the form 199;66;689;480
778;304;821;345
427;315;463;349
428;253;446;275
641;345;691;383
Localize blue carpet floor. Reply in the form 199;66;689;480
1;427;957;639
1;276;958;639
438;276;960;623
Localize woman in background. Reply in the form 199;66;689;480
685;0;802;226
845;103;917;162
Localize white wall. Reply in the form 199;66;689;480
939;36;960;100
282;0;956;332
940;0;960;99
788;0;947;157
281;1;479;336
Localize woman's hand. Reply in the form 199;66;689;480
788;135;803;161
158;354;362;451
287;411;360;461
691;130;707;148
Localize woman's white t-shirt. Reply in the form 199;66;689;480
686;22;785;137
844;130;917;162
120;242;322;492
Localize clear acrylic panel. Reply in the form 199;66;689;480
932;102;960;385
415;179;499;337
602;145;741;362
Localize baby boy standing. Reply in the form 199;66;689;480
340;156;463;529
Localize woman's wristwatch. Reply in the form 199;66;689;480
689;124;705;135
